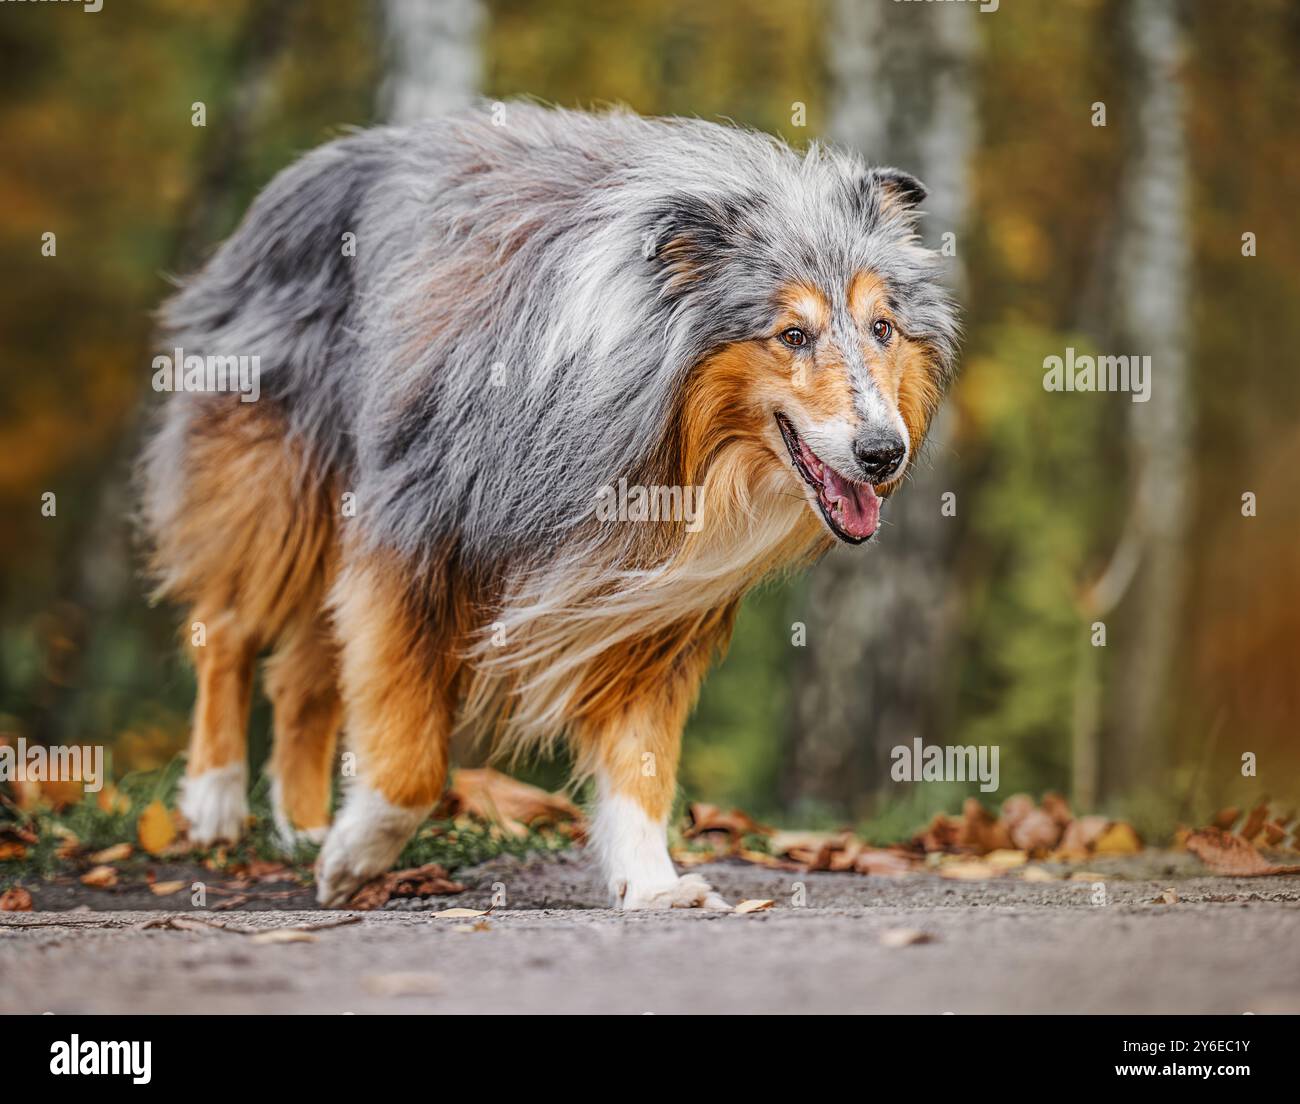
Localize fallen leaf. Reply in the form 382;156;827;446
89;842;132;864
1008;808;1062;854
137;800;177;856
984;849;1028;870
684;802;772;842
346;863;465;910
437;768;581;836
939;860;997;880
1040;792;1074;827
80;865;118;888
733;899;774;914
1057;815;1110;858
0;887;33;911
0;841;28;861
249;929;319;944
1239;801;1271;843
1069;871;1106;882
149;880;186;897
853;848;921;877
880;927;934;947
363;972;441;996
97;784;132;815
1186;828;1300;877
1211;806;1241;831
1153;888;1179;904
431;907;489;919
1021;866;1057;882
1094;821;1142;855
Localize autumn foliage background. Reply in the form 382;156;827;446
1;0;1297;842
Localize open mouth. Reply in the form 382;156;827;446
775;413;880;544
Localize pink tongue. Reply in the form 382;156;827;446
821;467;880;539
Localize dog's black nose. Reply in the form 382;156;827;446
853;434;906;483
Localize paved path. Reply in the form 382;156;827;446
3;853;1299;1014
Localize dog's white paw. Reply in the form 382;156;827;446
619;873;732;911
314;785;428;908
179;762;248;846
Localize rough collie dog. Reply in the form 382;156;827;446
139;104;959;909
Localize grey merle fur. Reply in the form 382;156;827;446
144;103;960;573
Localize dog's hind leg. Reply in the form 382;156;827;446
179;609;256;845
264;608;343;853
314;553;458;907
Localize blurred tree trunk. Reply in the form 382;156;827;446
783;2;977;819
379;0;484;123
1103;0;1193;798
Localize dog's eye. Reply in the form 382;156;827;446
780;327;809;349
871;319;893;344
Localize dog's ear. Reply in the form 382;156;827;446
857;167;927;223
641;193;755;289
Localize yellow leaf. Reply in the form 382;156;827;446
89;842;132;863
939;861;997;881
149;880;186;896
137;799;177;856
733;899;774;914
80;865;118;888
984;849;1028;869
1021;866;1057;882
1093;822;1142;855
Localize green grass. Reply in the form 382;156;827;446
0;760;575;892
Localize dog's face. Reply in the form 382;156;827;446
650;165;958;545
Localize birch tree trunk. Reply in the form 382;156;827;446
784;2;977;817
1107;0;1192;795
379;0;484;123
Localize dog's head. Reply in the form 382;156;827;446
645;161;959;545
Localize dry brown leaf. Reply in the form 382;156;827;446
853;848;921;877
149;880;186;897
137;799;177;856
1154;888;1179;904
80;864;118;888
431;907;489;919
1040;792;1074;827
880;927;934;947
1186;828;1300;877
1239;801;1271;843
89;842;132;864
0;841;27;861
1008;808;1063;854
347;863;465;910
733;899;774;914
437;768;581;836
1211;806;1241;831
959;798;1013;854
1057;815;1110;858
249;929;318;944
0;886;33;911
1094;821;1142;855
684;802;771;842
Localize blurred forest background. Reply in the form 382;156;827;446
1;0;1297;840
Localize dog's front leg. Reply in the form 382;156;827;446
579;687;730;912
